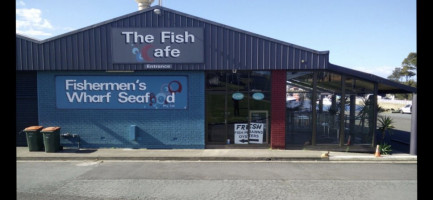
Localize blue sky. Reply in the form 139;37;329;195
16;0;416;79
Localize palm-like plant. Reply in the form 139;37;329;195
356;96;384;143
377;115;395;144
357;97;383;128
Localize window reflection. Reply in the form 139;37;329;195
315;72;375;145
206;72;226;91
286;71;313;145
206;71;271;144
286;71;376;147
227;72;248;91
315;93;341;144
250;71;271;92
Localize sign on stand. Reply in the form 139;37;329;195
249;123;264;144
234;124;249;144
234;123;264;144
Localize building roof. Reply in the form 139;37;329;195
328;64;416;94
16;5;415;94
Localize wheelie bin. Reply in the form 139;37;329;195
41;127;61;152
24;126;44;151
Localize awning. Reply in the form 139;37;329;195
328;64;416;94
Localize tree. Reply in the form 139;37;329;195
387;67;402;82
401;65;416;82
387;52;417;83
402;52;417;71
386;52;417;100
401;52;417;82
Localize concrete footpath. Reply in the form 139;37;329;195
16;147;417;162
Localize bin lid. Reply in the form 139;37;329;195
41;127;61;132
24;126;43;131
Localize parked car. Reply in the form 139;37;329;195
401;104;412;114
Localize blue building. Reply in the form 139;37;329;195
16;5;416;151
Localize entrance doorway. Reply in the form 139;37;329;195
205;71;271;146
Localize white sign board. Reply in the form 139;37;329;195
234;123;248;144
249;123;264;144
234;123;264;144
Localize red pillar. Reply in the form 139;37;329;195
271;70;286;149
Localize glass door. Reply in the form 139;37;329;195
206;91;227;143
205;71;271;145
249;110;269;144
227;92;249;144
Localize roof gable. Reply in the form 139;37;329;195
15;6;415;93
16;5;329;71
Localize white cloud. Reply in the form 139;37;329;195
16;8;53;29
16;29;52;37
17;1;25;6
16;8;54;38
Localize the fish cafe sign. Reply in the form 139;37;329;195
111;28;204;63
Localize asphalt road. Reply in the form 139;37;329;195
17;161;417;200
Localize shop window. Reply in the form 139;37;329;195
227;72;249;92
206;72;227;91
250;71;271;92
206;71;271;145
315;73;375;145
286;71;313;145
317;72;341;93
315;93;341;144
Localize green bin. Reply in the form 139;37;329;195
41;127;61;153
24;126;44;151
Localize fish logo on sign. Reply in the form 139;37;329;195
132;45;154;62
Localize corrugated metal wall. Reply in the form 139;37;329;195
16;71;39;146
16;37;41;71
16;7;329;71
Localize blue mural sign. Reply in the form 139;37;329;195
56;76;188;109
